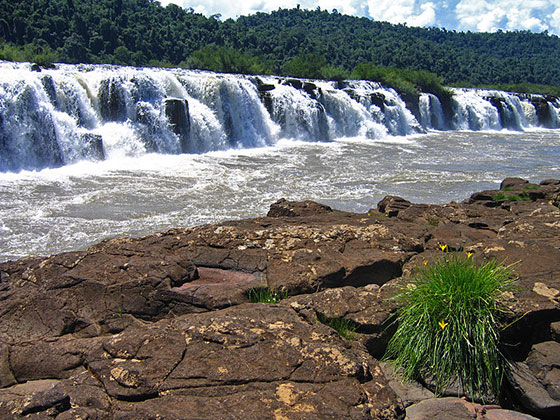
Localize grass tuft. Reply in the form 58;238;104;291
317;313;356;340
383;254;516;401
246;287;287;303
492;192;507;201
506;194;530;202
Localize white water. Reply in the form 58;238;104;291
1;62;560;261
2;61;559;172
0;130;559;262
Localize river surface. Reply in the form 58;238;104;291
0;129;559;262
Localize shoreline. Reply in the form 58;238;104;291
0;177;559;419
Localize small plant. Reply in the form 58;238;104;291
492;192;507;201
317;313;356;340
523;184;539;190
493;192;530;202
247;287;287;303
427;218;439;226
384;253;516;401
506;194;530;202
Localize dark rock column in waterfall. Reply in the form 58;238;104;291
164;98;192;153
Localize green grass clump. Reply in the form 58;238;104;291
492;192;507;201
317;313;356;340
492;192;531;202
247;287;287;303
523;185;539;190
384;254;516;401
506;194;530;202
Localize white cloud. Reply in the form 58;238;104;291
158;0;560;35
366;0;436;27
408;2;437;27
455;0;559;33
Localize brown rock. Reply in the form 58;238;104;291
551;321;560;342
0;305;405;419
377;195;412;217
508;342;560;419
267;198;333;217
501;177;529;190
1;176;560;418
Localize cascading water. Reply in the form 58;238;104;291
0;61;558;173
419;93;446;130
549;100;560;127
451;89;502;130
342;80;422;136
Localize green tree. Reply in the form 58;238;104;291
283;53;326;79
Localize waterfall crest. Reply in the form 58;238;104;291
1;61;558;172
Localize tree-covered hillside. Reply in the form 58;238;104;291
1;0;560;86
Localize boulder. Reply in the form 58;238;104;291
267;198;333;217
508;342;560;419
501;177;529;190
164;98;191;153
376;195;412;217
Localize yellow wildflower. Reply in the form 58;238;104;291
438;320;448;330
439;244;448;252
423;260;428;266
466;251;473;259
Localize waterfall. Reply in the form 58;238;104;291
419;93;446;130
450;88;551;131
451;89;501;130
1;61;559;173
549;100;560;128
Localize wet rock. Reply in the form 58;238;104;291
164;98;191;153
531;97;555;128
98;77;127;122
303;82;319;98
80;133;105;160
283;78;303;90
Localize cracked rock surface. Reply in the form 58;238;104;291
0;178;559;419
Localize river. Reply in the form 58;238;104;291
1;129;558;261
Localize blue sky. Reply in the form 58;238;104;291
159;0;560;35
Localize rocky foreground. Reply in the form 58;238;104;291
0;177;559;419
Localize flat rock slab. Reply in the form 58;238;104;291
406;398;540;420
0;304;404;419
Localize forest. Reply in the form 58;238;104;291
1;0;560;96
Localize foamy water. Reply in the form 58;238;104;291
1;129;559;261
